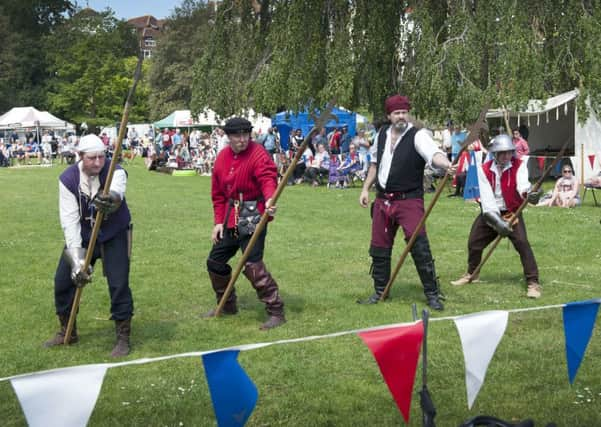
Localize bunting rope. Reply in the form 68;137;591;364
1;299;598;383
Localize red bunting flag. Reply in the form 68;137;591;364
537;156;545;172
588;154;596;170
358;322;423;423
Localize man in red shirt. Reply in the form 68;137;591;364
203;117;285;329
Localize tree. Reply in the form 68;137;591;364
44;8;148;128
0;0;73;112
402;0;601;124
147;0;216;121
186;0;601;123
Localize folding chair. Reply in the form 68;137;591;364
582;184;600;207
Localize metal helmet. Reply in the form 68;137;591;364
489;134;515;153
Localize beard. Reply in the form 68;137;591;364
392;121;408;132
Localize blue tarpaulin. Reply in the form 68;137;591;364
271;107;357;150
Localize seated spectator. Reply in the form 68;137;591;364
585;171;601;187
537;165;580;207
0;143;9;167
338;144;362;185
328;153;345;188
275;152;290;183
304;143;330;186
291;146;313;184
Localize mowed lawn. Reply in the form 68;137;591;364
1;158;600;426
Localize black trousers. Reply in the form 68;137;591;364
207;226;267;275
54;227;134;320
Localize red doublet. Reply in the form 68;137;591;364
211;141;278;228
482;157;523;213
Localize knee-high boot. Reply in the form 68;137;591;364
410;235;445;311
357;246;391;304
243;261;285;329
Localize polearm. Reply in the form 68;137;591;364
468;137;572;283
64;55;144;344
380;106;489;300
213;103;337;317
419;309;436;427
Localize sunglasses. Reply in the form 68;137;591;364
562;170;572;173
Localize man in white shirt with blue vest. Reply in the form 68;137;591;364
43;134;134;357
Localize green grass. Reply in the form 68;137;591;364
1;159;600;426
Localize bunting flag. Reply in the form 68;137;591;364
358;322;423;423
537;156;545;173
588;154;596;170
562;299;600;384
202;350;258;427
464;151;480;200
454;311;508;409
10;364;109;427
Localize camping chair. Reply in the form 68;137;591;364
582;183;601;207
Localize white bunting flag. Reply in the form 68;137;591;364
11;364;109;427
454;310;508;409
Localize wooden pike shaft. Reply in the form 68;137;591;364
64;55;144;345
380;106;489;300
468;137;572;282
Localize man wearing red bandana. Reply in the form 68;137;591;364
358;94;454;310
203;117;286;329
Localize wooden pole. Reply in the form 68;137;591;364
468;137;572;282
580;142;584;185
380;106;489;300
212;103;337;317
63;55;144;345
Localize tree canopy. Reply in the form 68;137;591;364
2;0;601;128
43;8;148;128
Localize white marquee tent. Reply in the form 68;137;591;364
0;106;74;131
486;89;601;181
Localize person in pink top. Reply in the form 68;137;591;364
512;127;530;159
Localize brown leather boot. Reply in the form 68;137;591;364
43;314;78;347
202;271;238;317
243;261;286;330
111;318;131;358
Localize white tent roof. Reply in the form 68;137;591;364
0;106;74;130
486;90;579;118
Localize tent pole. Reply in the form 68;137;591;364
580;143;584;185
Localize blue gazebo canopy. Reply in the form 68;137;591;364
272;106;357;150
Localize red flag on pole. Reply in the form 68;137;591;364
537;156;545;173
588;154;595;170
358;322;424;423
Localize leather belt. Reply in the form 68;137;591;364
376;190;421;200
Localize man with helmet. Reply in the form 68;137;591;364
203;117;285;330
358;94;455;310
451;133;542;298
44;134;135;356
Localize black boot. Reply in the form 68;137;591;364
243;261;286;329
357;247;391;304
410;235;445;311
203;262;238;317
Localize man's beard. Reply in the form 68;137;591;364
393;121;408;132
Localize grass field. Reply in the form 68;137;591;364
1;159;600;426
